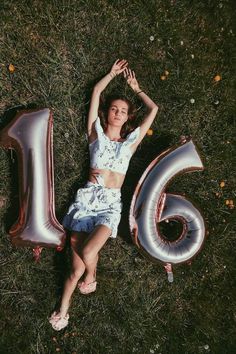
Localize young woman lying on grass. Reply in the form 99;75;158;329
49;59;159;330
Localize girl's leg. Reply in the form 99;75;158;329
58;231;88;317
49;225;112;330
81;224;112;284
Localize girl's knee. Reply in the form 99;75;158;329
81;247;98;265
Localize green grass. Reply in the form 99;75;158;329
0;0;236;353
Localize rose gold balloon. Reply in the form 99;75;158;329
0;108;65;248
129;139;206;279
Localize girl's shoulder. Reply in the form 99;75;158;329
94;116;106;136
123;126;140;146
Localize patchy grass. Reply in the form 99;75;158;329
0;0;236;353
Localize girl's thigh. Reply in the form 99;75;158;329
70;231;89;256
81;224;112;258
70;232;91;272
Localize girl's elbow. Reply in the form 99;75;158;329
152;104;159;114
93;85;101;95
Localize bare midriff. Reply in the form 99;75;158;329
89;168;126;189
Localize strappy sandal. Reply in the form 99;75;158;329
78;280;97;294
49;311;69;331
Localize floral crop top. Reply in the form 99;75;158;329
89;117;140;175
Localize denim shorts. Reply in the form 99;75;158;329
62;178;122;238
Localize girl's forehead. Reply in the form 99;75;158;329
110;99;129;110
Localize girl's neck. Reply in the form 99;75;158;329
105;125;122;141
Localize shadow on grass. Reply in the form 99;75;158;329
51;232;71;310
119;131;175;244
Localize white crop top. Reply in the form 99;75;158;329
89;117;140;175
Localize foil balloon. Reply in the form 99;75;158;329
0;108;66;251
129;138;205;281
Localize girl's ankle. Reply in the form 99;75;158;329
84;277;96;284
59;306;69;318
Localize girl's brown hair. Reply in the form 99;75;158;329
98;94;136;138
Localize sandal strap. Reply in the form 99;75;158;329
49;313;69;331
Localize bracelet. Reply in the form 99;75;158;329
109;71;116;78
136;90;143;94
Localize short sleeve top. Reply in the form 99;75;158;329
89;117;140;175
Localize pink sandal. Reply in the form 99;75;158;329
49;311;69;331
78;280;97;294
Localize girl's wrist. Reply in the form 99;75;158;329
109;71;117;79
135;89;143;94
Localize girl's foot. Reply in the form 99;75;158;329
49;311;69;331
78;280;97;294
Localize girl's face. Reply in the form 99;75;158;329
107;99;129;127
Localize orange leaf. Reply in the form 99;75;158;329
220;181;225;188
147;129;153;136
214;74;221;82
8;63;15;73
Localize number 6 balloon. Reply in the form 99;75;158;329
0;109;66;252
129;138;206;281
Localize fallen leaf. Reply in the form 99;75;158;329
214;74;221;82
8;63;15;73
147;129;153;136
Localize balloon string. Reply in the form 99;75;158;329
33;247;43;262
10;149;15;163
164;263;174;283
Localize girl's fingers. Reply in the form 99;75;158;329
124;67;136;82
129;68;133;78
117;59;125;64
120;60;128;68
121;65;128;72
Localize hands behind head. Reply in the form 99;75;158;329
110;59;141;93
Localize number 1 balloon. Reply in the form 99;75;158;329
129;138;206;281
0;109;66;251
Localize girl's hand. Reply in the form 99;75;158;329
124;68;141;93
110;59;128;77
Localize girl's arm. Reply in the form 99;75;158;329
87;59;128;141
124;69;159;150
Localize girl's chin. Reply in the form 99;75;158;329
109;120;124;126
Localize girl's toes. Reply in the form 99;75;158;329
51;314;69;331
48;311;60;324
